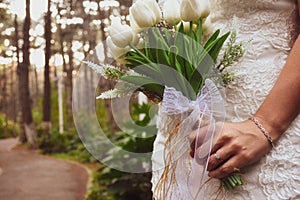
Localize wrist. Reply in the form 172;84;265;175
249;116;275;148
252;114;284;143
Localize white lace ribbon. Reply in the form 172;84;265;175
160;79;224;200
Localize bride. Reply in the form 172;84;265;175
151;0;300;199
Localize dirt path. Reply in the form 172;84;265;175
0;138;88;200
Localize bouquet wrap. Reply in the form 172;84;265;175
154;79;225;199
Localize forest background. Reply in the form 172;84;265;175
0;0;155;199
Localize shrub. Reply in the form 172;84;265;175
86;103;157;200
0;114;19;139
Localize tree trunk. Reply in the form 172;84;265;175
65;41;73;123
81;2;93;112
33;67;39;104
42;0;52;137
10;66;17;137
97;4;119;132
58;71;64;134
18;0;38;148
14;14;26;141
2;66;8;136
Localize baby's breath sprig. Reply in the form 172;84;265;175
217;30;251;73
96;82;138;99
96;89;124;99
83;61;126;80
221;72;235;86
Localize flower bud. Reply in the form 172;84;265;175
108;19;134;48
129;0;162;29
180;0;210;22
107;36;130;60
202;16;213;36
176;21;197;33
163;0;181;25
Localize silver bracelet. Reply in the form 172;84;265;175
250;117;275;148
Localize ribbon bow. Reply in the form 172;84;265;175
160;79;225;200
161;79;224;117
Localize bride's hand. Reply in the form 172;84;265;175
190;120;273;179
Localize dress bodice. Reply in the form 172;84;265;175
152;1;300;199
210;0;299;53
209;0;299;121
207;1;300;199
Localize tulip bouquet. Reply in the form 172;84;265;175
86;0;247;198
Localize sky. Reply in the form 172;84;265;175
1;0;118;67
9;0;48;21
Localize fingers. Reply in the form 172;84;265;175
207;146;235;171
189;125;210;157
210;127;232;153
192;140;214;164
189;123;225;159
208;155;244;179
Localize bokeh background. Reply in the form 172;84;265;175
0;0;155;199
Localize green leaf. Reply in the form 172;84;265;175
163;28;172;44
120;75;164;97
142;83;165;97
125;61;164;82
195;20;203;44
121;75;158;85
204;29;220;49
144;48;154;61
178;22;184;33
183;36;196;79
153;27;169;50
125;55;148;67
208;31;230;61
155;38;171;66
147;28;157;50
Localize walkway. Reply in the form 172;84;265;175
0;138;88;200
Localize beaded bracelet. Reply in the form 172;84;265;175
250;117;275;148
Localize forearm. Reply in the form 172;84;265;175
254;35;300;142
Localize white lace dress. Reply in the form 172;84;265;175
151;0;300;199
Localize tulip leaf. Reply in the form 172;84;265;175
169;46;182;73
147;28;157;50
125;59;164;81
208;31;230;62
156;38;171;66
121;75;159;86
153;27;169;50
141;84;165;98
121;75;164;97
158;65;192;99
183;36;195;78
189;56;211;93
144;48;154;61
204;29;220;49
163;28;172;45
178;22;184;34
188;31;230;93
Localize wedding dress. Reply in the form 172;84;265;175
151;0;300;199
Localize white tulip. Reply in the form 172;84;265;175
180;0;211;22
182;21;191;32
108;19;134;48
176;21;197;33
107;36;130;60
129;0;162;28
202;16;213;36
163;0;181;25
